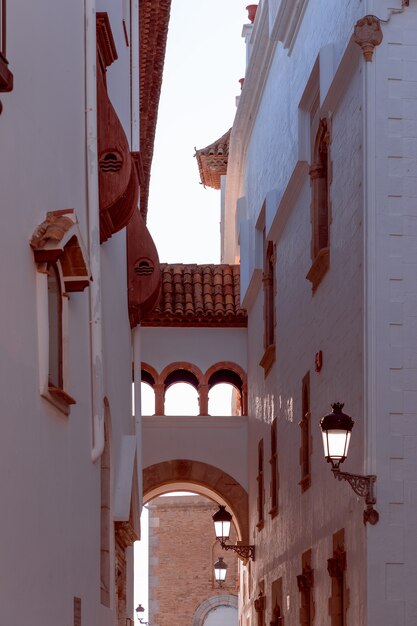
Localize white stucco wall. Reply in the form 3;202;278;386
225;1;417;625
0;2;138;624
140;327;247;375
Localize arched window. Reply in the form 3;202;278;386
208;383;236;416
306;118;331;292
165;382;199;416
206;364;247;416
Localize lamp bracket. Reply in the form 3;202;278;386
332;468;379;525
219;539;255;562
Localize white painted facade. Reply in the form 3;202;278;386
0;1;142;624
222;0;417;624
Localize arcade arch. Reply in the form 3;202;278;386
143;460;249;544
140;361;247;416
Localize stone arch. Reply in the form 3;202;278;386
203;361;247;416
159;361;204;389
191;594;238;626
141;361;159;387
143;459;249;543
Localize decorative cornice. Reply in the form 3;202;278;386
354;15;383;62
96;12;118;70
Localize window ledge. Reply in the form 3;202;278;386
259;344;275;376
306;247;329;293
0;53;13;92
299;474;311;493
42;386;76;416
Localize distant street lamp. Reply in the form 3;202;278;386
135;604;146;623
320;403;379;525
212;505;255;561
214;556;228;586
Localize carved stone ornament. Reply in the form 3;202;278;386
297;566;314;591
254;592;266;613
354;15;383;62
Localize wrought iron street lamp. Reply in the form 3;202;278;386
320;403;379;525
214;556;228;586
212;505;255;561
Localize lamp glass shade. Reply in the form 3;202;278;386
212;505;232;541
321;429;351;468
214;557;228;582
320;403;354;469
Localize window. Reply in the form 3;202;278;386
297;549;314;626
0;0;13;93
30;210;91;415
299;373;311;491
269;418;278;517
327;529;348;626
271;578;283;626
47;264;63;390
259;239;276;375
306;118;331;292
254;583;266;626
257;439;264;530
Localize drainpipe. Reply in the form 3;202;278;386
85;0;105;462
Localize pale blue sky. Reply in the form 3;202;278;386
147;0;246;264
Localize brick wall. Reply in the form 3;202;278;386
148;495;238;626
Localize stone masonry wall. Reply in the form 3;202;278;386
148;495;238;626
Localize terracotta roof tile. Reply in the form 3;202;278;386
139;0;171;220
142;263;247;327
195;129;231;190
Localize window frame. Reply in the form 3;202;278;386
259;238;276;375
269;418;279;517
299;372;312;492
31;210;91;415
256;439;265;530
0;0;13;93
306;118;331;292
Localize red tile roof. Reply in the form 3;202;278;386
141;263;247;327
195;129;231;190
139;0;171;220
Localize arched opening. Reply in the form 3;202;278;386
206;364;247;416
165;381;199;416
204;605;238;626
143;460;249;543
208;383;236;416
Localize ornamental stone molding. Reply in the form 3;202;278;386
191;594;238;626
354;15;383;62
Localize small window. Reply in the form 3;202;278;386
0;0;13;93
297;549;314;626
47;264;63;390
306;118;331;292
327;529;348;626
299;373;311;491
259;239;276;375
257;439;264;530
269;419;279;517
